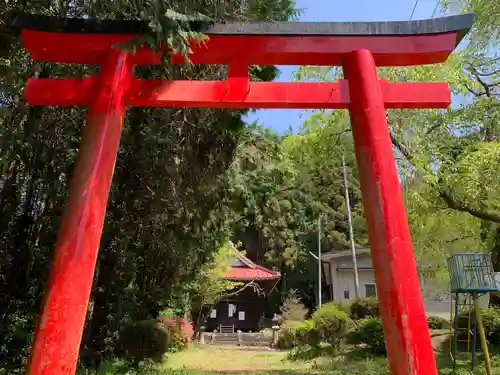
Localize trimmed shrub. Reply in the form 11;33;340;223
347;316;386;355
118;316;193;363
293;319;320;347
277;319;303;349
350;298;379;320
179;318;194;344
329;301;350;315
118;319;170;364
157;316;193;351
427;316;451;330
277;290;310;349
167;329;188;353
277;320;316;349
311;302;350;348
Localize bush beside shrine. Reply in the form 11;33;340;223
427;316;451;330
349;297;380;320
118;316;193;364
278;302;351;352
346;316;386;355
311;303;350;349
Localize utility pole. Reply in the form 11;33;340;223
318;216;322;308
343;154;360;298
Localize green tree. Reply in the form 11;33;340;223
185;242;242;333
293;5;497;284
227;119;367;309
282;111;368;249
443;0;500;47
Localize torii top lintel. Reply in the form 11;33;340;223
16;13;473;67
16;13;473;109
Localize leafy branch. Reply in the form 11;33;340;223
438;187;500;223
117;7;211;63
390;129;500;224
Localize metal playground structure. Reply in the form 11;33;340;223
448;253;500;375
11;12;474;375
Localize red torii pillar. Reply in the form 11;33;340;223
15;13;473;375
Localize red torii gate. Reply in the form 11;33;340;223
14;13;473;375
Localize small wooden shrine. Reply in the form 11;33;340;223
204;251;280;333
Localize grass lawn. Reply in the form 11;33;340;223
77;344;500;374
164;345;500;375
164;345;388;375
166;346;306;373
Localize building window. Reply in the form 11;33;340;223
365;284;377;298
228;303;236;317
344;290;350;299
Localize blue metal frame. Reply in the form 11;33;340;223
448;253;499;371
447;253;499;293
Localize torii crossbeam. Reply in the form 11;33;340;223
14;13;473;375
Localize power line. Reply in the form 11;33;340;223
431;0;440;18
410;0;420;20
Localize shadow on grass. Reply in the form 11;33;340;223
285;345;382;362
284;345;336;362
77;360;169;375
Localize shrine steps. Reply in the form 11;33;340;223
201;332;272;347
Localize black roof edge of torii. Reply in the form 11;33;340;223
8;12;474;47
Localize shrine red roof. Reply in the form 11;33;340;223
223;252;280;281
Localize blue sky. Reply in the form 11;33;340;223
243;0;444;133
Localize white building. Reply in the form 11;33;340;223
321;248;376;301
321;248;452;317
